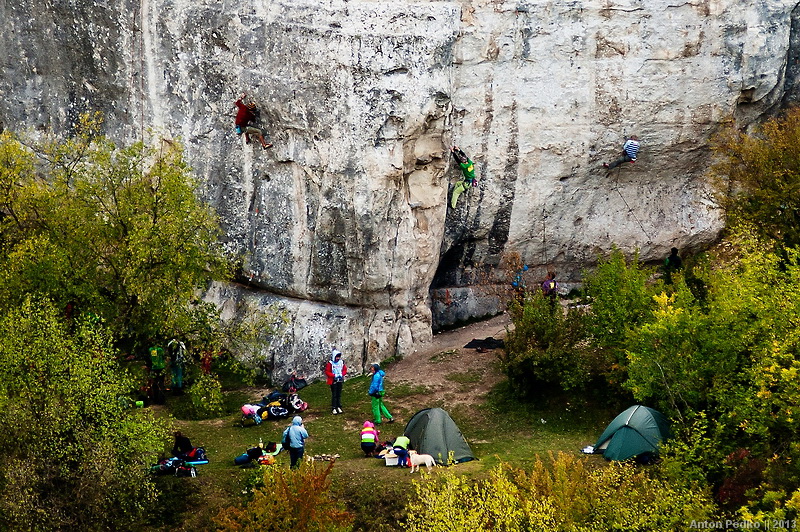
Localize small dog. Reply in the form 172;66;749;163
409;452;437;473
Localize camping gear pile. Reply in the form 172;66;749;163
240;391;308;426
588;405;671;463
151;447;209;477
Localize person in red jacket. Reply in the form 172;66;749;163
325;348;347;415
234;93;272;149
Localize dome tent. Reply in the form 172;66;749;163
404;407;475;465
594;405;671;461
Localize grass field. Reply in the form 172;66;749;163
149;361;623;530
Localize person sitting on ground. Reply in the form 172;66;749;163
172;431;193;459
234;93;272;150
603;135;640;170
450;145;477;208
360;421;380;457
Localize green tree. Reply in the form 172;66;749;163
624;230;800;516
582;247;656;353
0;297;171;531
712;106;800;248
0;116;229;347
503;291;597;394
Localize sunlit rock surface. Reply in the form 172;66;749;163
2;0;798;378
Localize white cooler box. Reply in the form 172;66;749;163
384;454;398;466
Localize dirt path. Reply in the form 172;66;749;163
387;312;511;412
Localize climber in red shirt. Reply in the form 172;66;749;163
234;93;272;149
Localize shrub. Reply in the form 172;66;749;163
711;106;800;249
582;247;656;354
404;453;717;531
214;461;353;532
0;298;170;531
186;373;225;420
503;291;600;395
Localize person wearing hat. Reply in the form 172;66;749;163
325;348;347;415
368;363;394;425
282;416;309;469
234;93;272;149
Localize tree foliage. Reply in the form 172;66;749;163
503;291;597;394
214;461;353;532
404;454;716;531
712;107;800;248
0;116;229;347
623;229;800;518
0;297;171;531
503;247;655;395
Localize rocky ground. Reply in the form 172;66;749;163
388;312;511;412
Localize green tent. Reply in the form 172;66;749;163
594;405;671;461
404;408;475;465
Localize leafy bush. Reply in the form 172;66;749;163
212;352;257;390
335;473;409;532
404;453;717;531
712;106;800;249
503;291;598;394
0;298;171;531
186;373;225;420
582;247;656;354
214;461;353;532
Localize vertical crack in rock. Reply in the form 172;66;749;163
486;100;519;258
781;2;800;108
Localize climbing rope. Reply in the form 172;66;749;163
541;204;548;266
610;166;653;244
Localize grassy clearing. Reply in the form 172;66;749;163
150;370;622;530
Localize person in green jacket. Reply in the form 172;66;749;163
450;145;477;208
392;435;411;468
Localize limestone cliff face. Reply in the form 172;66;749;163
1;0;798;379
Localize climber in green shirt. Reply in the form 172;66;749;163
450;145;477;208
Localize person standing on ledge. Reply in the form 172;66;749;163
603;135;640;171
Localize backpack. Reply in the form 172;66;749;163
282;428;291;449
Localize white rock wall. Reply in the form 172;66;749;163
1;0;798;377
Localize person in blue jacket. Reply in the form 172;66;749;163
368;363;394;425
282;416;309;469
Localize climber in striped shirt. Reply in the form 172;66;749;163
603;135;640;171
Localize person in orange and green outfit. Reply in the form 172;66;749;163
368;363;394;425
450;145;477;208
